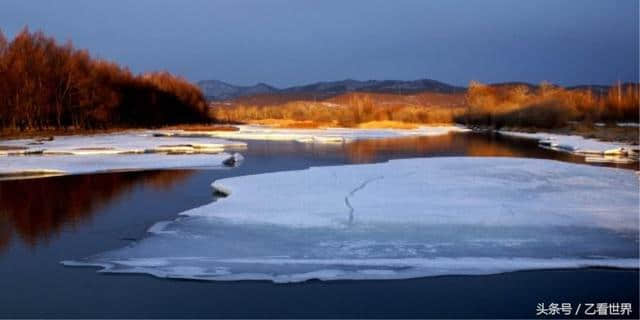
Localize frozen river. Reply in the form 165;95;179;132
0;132;637;318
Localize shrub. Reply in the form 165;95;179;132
211;92;464;127
460;81;639;128
0;28;208;131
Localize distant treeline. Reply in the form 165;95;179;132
214;81;640;129
0;28;208;131
461;81;639;128
212;92;466;127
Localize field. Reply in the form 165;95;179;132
211;91;467;128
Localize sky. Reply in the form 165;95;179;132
1;0;638;87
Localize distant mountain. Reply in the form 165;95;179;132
484;82;540;90
198;80;278;101
198;78;464;101
199;79;636;101
283;79;464;96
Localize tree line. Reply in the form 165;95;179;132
0;28;209;132
461;81;639;129
212;92;465;128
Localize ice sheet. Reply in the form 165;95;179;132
153;125;469;143
499;130;639;162
0;152;241;179
0;132;246;178
617;122;640;128
63;157;639;282
0;131;246;156
499;130;636;155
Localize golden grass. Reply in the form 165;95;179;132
210;83;638;132
250;119;426;130
249;119;332;129
211;92;464;128
164;124;240;132
461;81;639;129
357;121;420;129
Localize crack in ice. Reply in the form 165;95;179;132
345;175;384;226
63;158;640;283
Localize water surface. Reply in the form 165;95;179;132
0;132;637;318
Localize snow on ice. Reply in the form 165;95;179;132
63;157;639;282
0;132;246;178
152;125;470;144
499;131;639;163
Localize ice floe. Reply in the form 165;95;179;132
617;122;640;128
0;132;246;178
63;157;639;282
0;131;246;156
152;125;469;143
499;131;639;162
0;152;243;179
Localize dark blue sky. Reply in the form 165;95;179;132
1;0;638;87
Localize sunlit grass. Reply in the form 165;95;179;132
460;81;639;129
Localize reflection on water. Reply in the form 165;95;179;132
338;132;634;169
344;133;526;162
0;170;193;252
0;132;635;254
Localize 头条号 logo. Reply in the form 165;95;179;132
536;302;632;317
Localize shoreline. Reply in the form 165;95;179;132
57;259;640;284
497;124;639;146
3;121;637;142
0;124;240;140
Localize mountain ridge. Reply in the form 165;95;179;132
198;78;465;101
198;79;638;101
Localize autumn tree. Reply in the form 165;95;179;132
0;28;209;132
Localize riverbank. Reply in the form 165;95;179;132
209;120;640;146
493;124;639;164
0;124;242;140
4;120;637;144
497;123;639;145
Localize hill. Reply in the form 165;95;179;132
198;80;278;101
198;78;465;101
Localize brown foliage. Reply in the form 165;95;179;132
164;124;240;132
211;92;465;127
461;81;639;129
0;28;208;131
